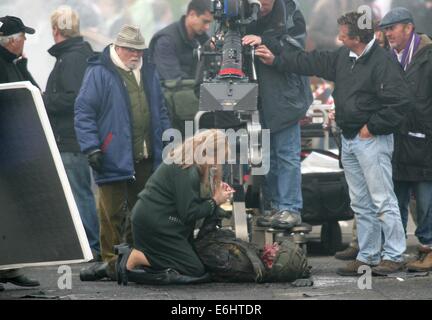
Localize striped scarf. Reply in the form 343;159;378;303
393;32;421;71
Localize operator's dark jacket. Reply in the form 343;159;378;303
273;40;413;139
393;34;432;181
44;36;93;153
149;16;209;80
246;0;313;133
0;45;39;87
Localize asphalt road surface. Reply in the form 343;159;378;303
1;234;431;301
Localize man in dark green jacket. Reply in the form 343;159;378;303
256;11;413;276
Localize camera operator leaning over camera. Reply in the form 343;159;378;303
242;0;313;230
256;11;413;276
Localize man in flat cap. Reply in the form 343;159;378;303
0;15;40;289
75;25;171;281
381;7;432;272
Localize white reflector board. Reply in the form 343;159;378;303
0;81;92;270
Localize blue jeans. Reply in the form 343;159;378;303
61;152;100;254
394;181;432;246
342;134;405;264
264;124;302;214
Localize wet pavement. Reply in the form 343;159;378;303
1;234;431;301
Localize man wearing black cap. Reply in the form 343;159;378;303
0;16;38;86
0;15;40;289
381;7;432;272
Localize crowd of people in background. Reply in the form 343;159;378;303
1;0;432;289
0;0;431;88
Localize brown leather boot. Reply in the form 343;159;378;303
335;246;359;261
372;260;404;276
336;260;377;277
406;250;432;272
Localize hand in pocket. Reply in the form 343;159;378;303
359;125;373;140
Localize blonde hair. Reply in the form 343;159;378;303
168;129;229;188
51;5;80;38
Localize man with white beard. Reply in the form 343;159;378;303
75;25;171;281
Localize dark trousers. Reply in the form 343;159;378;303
97;159;153;273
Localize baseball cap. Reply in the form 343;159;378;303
0;16;35;36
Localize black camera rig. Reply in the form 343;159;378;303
195;0;267;241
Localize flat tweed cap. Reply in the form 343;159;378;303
379;7;415;29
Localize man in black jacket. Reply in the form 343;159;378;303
0;16;39;87
381;7;432;272
242;0;313;229
0;15;40;289
44;6;100;259
256;11;412;276
149;0;213;80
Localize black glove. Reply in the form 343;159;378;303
88;150;103;173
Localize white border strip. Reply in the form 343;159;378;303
0;81;93;270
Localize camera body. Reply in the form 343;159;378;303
196;0;264;168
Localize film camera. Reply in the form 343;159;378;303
195;0;265;168
195;0;269;241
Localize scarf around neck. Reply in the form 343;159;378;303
393;31;421;71
110;45;142;84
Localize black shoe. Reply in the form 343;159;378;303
115;244;133;286
1;275;40;287
80;262;109;282
114;244;211;286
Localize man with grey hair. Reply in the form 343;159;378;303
0;15;40;289
43;6;100;260
75;25;171;281
381;7;432;272
0;16;38;86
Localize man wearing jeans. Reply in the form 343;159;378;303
244;0;313;230
256;11;412;275
44;6;100;259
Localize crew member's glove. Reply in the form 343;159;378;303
88;150;103;173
